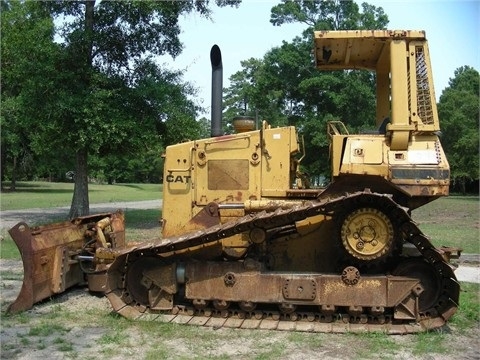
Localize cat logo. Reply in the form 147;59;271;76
166;174;191;184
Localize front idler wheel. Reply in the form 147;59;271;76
392;258;442;314
125;256;165;308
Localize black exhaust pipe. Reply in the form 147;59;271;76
210;45;222;137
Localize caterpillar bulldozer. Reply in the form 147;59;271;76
7;30;461;333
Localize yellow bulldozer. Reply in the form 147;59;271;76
8;30;460;333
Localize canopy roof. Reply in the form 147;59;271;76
314;30;426;71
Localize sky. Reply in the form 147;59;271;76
165;0;480;118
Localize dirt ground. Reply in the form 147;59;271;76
1;203;479;359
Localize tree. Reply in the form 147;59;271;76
1;1;63;190
1;0;240;217
437;66;479;194
224;0;387;178
270;0;388;31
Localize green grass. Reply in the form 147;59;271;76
338;332;401;360
0;269;22;280
125;209;162;241
412;331;448;355
449;283;480;331
412;195;479;253
0;241;20;260
28;322;69;337
97;330;127;346
53;337;74;352
1;181;162;211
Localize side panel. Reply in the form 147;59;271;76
162;132;263;237
194;132;262;206
261;127;299;197
162;141;195;237
332;133;449;202
162;127;300;236
389;135;450;197
339;135;389;176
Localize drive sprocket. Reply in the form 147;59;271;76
339;207;395;262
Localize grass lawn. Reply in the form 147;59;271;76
1;181;162;211
412;195;479;254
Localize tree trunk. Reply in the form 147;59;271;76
0;144;5;191
69;148;89;218
85;0;95;66
460;177;466;196
68;1;95;219
10;156;17;191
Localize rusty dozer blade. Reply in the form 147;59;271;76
7;210;125;313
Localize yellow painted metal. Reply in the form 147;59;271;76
340;208;394;261
313;30;426;70
376;43;391;126
161;141;196;237
161;127;290;237
261;126;300;196
389;39;411;150
161;124;301;239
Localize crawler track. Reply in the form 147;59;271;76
105;191;460;334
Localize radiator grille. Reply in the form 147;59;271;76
415;46;434;125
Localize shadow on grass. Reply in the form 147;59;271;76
447;195;480;201
119;184;145;190
124;209;161;230
2;182;45;189
1;181;74;194
117;183;161;191
1;210;70;230
1;186;104;195
5;188;74;194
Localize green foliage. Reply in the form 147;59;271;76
270;0;388;30
437;66;479;193
0;1;62;186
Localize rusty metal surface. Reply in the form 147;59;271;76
105;191;459;333
7;211;125;313
184;261;420;313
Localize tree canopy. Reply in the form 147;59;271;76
437;65;479;193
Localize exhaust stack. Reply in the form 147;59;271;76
210;45;223;137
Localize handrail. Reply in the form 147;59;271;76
205;134;251;146
327;121;349;139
